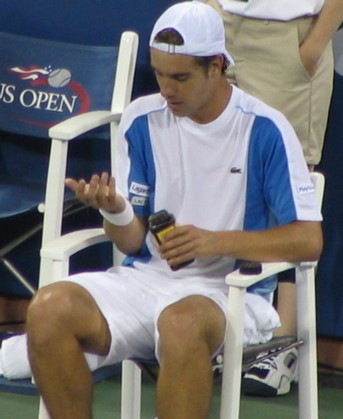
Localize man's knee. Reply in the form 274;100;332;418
27;281;111;355
157;296;225;355
158;301;202;345
29;282;77;318
27;282;87;342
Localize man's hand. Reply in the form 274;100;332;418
65;172;124;213
159;225;215;268
299;42;322;77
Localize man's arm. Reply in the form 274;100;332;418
211;221;322;262
102;214;147;256
300;0;343;75
159;220;323;268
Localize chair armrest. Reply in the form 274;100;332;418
40;228;109;261
49;111;121;140
225;261;313;288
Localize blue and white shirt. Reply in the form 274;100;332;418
115;86;321;295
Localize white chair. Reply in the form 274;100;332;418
36;30;139;419
38;30;139;287
120;173;325;419
220;172;325;419
38;170;324;419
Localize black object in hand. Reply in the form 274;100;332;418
148;209;194;271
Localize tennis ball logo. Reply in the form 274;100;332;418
48;68;72;88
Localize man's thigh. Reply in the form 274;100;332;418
63;270;159;364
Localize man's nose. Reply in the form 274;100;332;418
159;79;176;98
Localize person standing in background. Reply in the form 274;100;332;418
204;0;343;397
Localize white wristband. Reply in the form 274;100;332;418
99;199;134;226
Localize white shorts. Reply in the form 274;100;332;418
62;266;280;369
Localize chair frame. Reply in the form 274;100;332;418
38;168;324;419
36;30;139;419
221;171;324;419
38;31;138;287
222;261;319;419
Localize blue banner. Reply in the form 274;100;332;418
0;31;118;138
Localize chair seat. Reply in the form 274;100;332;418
0;176;45;218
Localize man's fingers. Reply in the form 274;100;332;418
88;174;100;194
97;172;111;198
65;173;118;211
96;173;114;208
107;176;117;205
65;178;81;193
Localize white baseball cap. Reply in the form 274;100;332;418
149;1;234;65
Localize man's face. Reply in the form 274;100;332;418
150;48;219;124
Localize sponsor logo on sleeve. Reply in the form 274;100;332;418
131;196;148;206
129;182;149;197
297;184;315;195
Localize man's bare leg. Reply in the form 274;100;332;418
156;295;225;419
26;282;111;419
274;282;297;336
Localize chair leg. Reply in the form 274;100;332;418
39;258;69;288
296;265;318;419
220;287;246;419
38;398;50;419
121;360;142;419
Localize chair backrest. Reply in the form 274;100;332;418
0;30;126;296
38;31;138;288
0;30;119;213
0;31;118;139
0;30;138;297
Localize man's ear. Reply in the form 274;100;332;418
210;55;224;76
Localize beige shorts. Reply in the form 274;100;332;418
204;0;334;165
